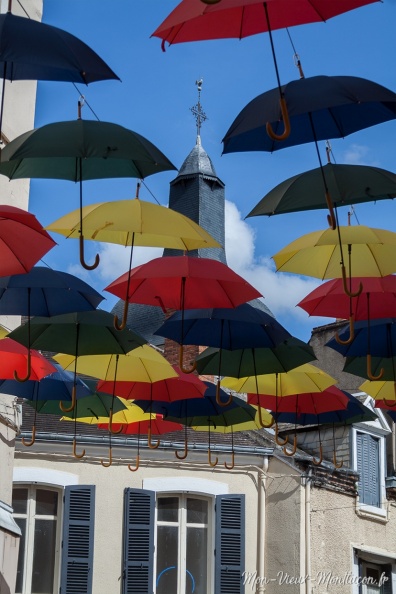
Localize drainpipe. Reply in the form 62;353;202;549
305;469;312;594
257;456;269;594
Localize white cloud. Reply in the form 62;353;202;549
341;144;380;167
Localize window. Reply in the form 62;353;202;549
352;426;387;514
12;486;60;594
358;560;393;594
122;488;245;594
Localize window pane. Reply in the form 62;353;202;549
14;518;26;594
36;490;58;516
158;497;178;522
186;527;208;594
156;525;178;594
187;499;208;524
12;488;28;514
31;519;56;593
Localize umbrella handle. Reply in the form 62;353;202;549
175;435;188;459
341;265;363;298
79;235;100;271
59;386;77;413
128;455;140;472
179;345;197;374
200;0;222;4
383;394;396;408
266;97;291;142
258;405;274;429
283;434;297;457
325;191;337;230
113;301;129;331
366;354;384;381
109;411;123;434
312;443;323;466
14;350;31;383
334;315;355;346
148;426;160;449
72;438;85;459
208;448;218;468
216;380;232;407
333;450;343;469
101;447;112;468
275;423;289;446
22;425;36;447
224;450;235;470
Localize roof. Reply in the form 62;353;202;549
175;136;220;182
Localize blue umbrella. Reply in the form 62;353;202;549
327;318;396;358
154;302;290;349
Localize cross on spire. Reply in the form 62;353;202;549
190;78;207;138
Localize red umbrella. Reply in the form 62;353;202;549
104;255;262;373
247;385;349;415
0;205;56;275
0;337;56;381
152;0;380;140
97;365;207;402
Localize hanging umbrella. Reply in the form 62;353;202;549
0;337;55;381
343;355;396;382
223;75;396;227
152;0;379;144
105;254;262;372
0;3;119;137
360;379;396;404
46;196;220;329
248;386;349;415
246;162;396;217
0;205;56;276
0;115;176;269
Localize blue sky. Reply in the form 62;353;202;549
26;0;396;342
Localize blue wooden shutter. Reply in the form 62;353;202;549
60;485;95;594
382;564;393;594
356;432;380;507
122;488;154;594
215;494;245;594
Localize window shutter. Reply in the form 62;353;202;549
356;433;380;507
215;494;245;594
60;485;95;594
381;564;393;594
122;488;155;594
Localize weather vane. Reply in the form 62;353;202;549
190;78;207;137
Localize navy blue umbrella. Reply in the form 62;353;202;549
327;318;396;358
154;302;290;349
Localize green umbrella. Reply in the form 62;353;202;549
343;355;396;382
247;162;396;218
0;113;176;269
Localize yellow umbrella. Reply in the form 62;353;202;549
360;379;396;402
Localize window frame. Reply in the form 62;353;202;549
351;547;395;594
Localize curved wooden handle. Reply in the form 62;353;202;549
258;405;275;428
383;398;396;408
22;425;36;447
101;447;112;468
109;411;123;434
224;450;235;470
113;301;128;331
341;264;363;298
334;315;355;346
175;436;188;460
14;350;31;383
283;434;297;457
59;385;77;413
128;455;140;472
266;97;291;141
72;438;85;459
79;234;100;271
208;448;218;468
275;423;289;446
216;380;232;407
148;426;160;449
312;443;323;466
333;450;343;469
179;344;197;374
325;190;337;230
366;354;384;381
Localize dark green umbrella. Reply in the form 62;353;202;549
0;114;176;269
343;355;396;382
247;163;396;218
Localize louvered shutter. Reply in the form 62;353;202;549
356;433;380;507
381;564;393;594
60;485;95;594
122;488;155;594
215;494;245;594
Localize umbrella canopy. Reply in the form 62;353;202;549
0;266;104;316
360;379;396;403
326;318;396;358
97;366;207;402
54;345;178;383
0;205;56;276
97;417;184;436
343;355;396;381
74;402;153;425
247;385;349;414
27;390;127;418
247;163;396;217
297;276;396;321
8;310;146;356
195;337;316;378
154;302;290;350
222;75;396;154
0;337;56;381
272;225;396;280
